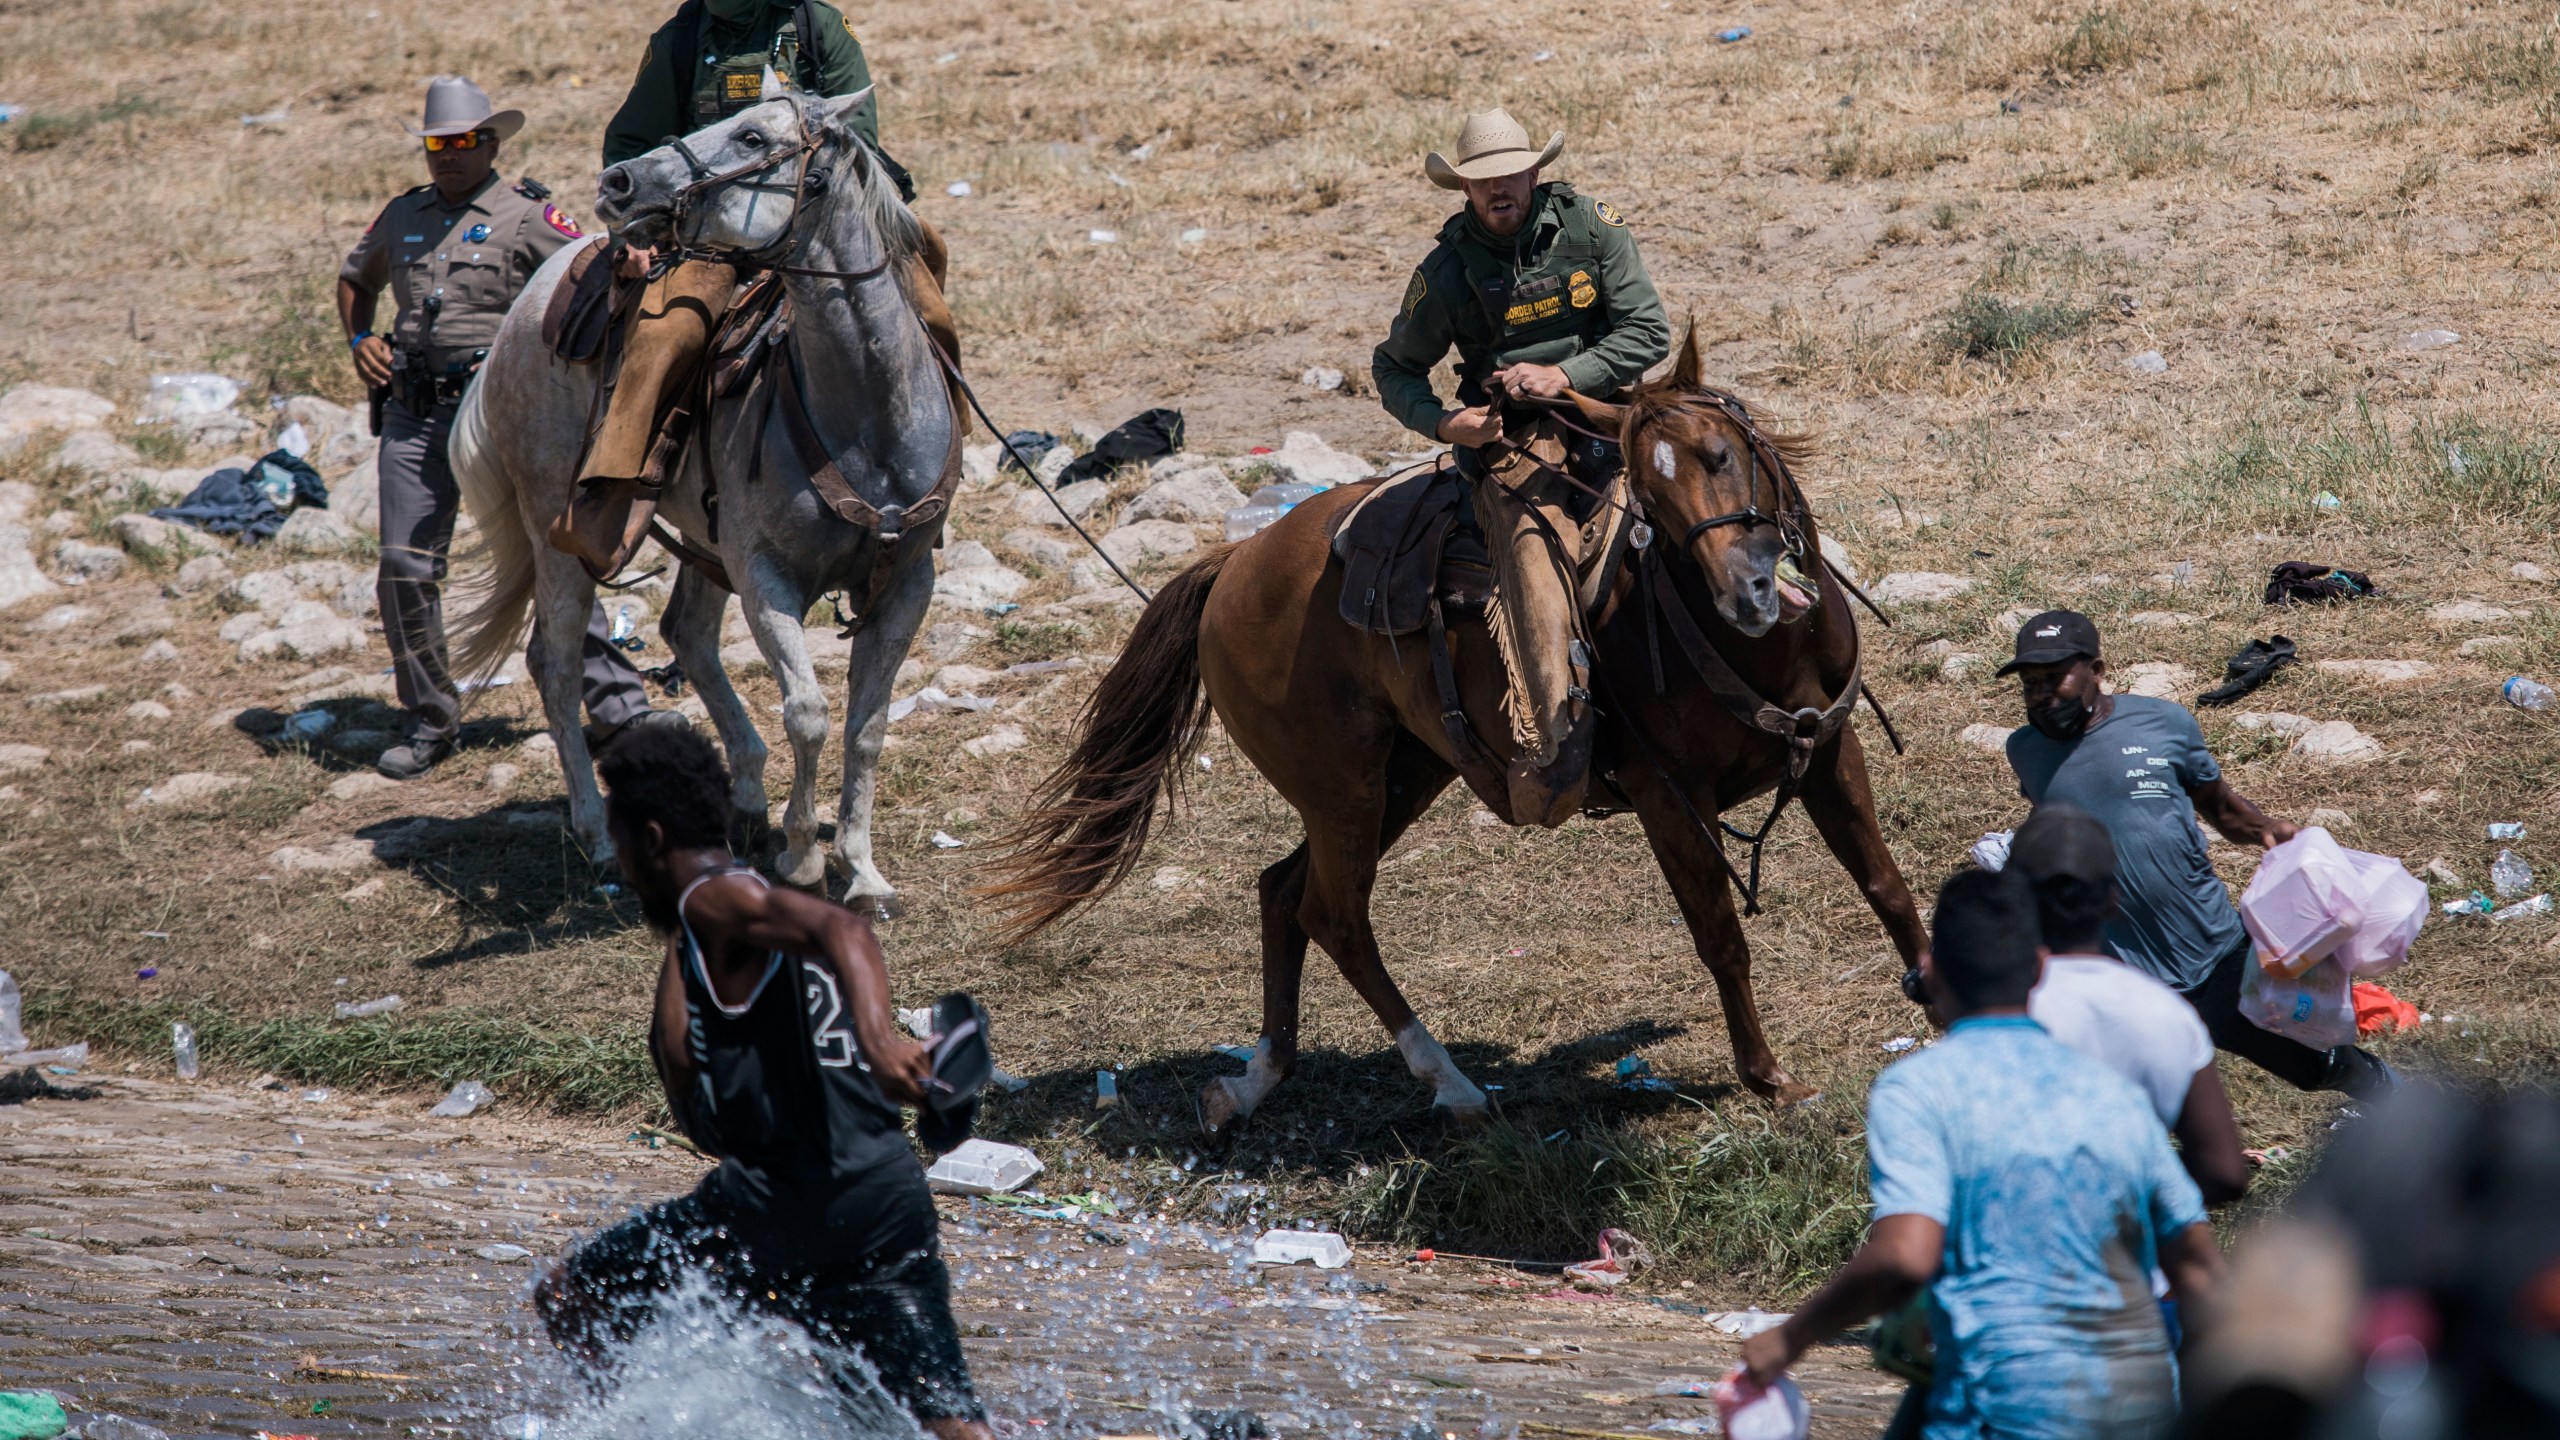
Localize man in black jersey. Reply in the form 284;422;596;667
536;724;992;1438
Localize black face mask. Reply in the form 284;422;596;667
2029;694;2093;742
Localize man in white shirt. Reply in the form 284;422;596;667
2015;803;2250;1206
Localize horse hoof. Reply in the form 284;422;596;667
776;848;827;889
1199;1079;1246;1138
854;894;906;922
1758;1077;1822;1108
1439;1101;1493;1128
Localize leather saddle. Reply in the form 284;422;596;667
542;239;620;364
1327;461;1494;636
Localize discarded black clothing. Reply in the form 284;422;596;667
149;448;331;543
0;1067;100;1104
1056;407;1185;486
2265;560;2378;606
2197;635;2298;708
997;430;1060;474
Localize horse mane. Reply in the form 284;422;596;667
835;123;923;285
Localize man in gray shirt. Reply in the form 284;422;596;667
2000;610;2392;1098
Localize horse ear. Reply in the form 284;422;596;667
1565;389;1626;436
820;86;876;133
1669;319;1704;392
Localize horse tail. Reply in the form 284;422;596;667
444;379;538;681
981;546;1231;939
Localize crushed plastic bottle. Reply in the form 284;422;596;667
2490;822;2529;841
1222;481;1330;542
2492;849;2535;900
172;1022;200;1081
333;993;403;1019
2492;894;2553;923
429;1079;492;1117
79;1416;176;1440
2504;676;2554;713
2443;890;2495;916
0;968;22;1055
1250;1229;1352;1268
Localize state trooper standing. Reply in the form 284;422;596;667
338;76;683;779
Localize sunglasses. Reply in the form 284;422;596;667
422;129;496;153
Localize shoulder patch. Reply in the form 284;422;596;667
1595;199;1627;227
543;204;584;238
514;177;552;200
634;39;654;86
844;11;857;36
1400;268;1428;318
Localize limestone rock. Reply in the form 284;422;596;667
276;507;363;555
328;771;400;801
277;396;369;473
28;684;106;708
139;638;181;666
934;563;1030;609
238;615;368;663
268;838;378;873
0;482;59;614
1817;532;1858;584
0;744;48;774
1125;469;1245;525
2458;635;2521;658
2429;600;2517;626
329;456;380;534
129;771;247;808
218;611;267;643
172;554;234;593
1263;430;1373;487
2512;562;2550;584
1000;526;1075;570
484;762;522;794
2114;662;2193;700
0;385;114;453
1959;722;2011;754
107;513;190;557
944;539;999;570
2306;807;2354;831
962;443;1001;488
1012;479;1108;528
921;621;988;662
54;429;142;480
961;724;1029;758
31;603;98;632
1871;571;1975;605
2293;720;2383;766
2124;611;2199;627
1991;605;2038;636
2232;711;2317;737
935;663;1002;691
124;466;206;503
2313;659;2437;684
1098;519;1198;568
171;409;263;451
50;539;127;584
124;699;172;722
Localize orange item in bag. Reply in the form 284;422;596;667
2353;982;2421;1036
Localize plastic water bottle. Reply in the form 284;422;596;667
2506;676;2555;712
2491;894;2553;923
172;1022;199;1081
2492;849;2535;900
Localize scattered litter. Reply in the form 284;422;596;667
898;1006;936;1039
935;51;958;63
1251;1229;1352;1268
141;372;242;421
72;1416;172;1440
2353;983;2420;1036
0;1392;68;1439
629;1123;706;1156
135;967;158;980
299;1088;331;1102
0;106;22;125
989;1067;1027;1093
1214;1043;1258;1062
1562;1228;1653;1290
1714;1368;1809;1440
2265;561;2376;606
1969;830;2012;871
2244;1145;2293;1167
2490;822;2529;841
475;1242;534;1261
253;1073;285;1090
2444;891;2494;917
1531;48;1555;61
429;1080;492;1118
2314;492;2343;512
925;1137;1045;1195
0;970;20;1056
1088;229;1119;244
1095;1070;1119;1108
333;993;403;1020
2198;635;2298;707
1180;227;1209;243
140;931;170;940
608;606;643;651
1299;366;1345;392
1222;479;1331;541
0;1069;100;1105
930;830;968;849
2124;350;2167;375
1717;25;1752;41
889;687;998;722
2502;676;2554;713
1197;753;1215;771
2491;893;2552;922
1504;946;1528;959
240;104;291;126
1881;1036;1918;1053
172;1021;200;1081
1644;1421;1717;1436
1654;1377;1719;1398
2492;849;2534;899
281;709;337;744
2402;328;2460;351
946;180;974;197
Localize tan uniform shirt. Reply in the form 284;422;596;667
340;175;588;371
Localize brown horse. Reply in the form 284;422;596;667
986;332;1926;1134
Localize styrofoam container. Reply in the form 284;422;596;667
925;1138;1045;1196
2240;828;2363;977
2240;954;2356;1050
1250;1229;1351;1268
2333;850;2428;978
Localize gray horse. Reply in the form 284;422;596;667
448;90;954;905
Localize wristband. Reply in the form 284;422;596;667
348;331;373;351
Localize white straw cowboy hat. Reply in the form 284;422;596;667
1424;108;1565;190
407;75;524;141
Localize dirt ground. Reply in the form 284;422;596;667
3;0;2559;1387
0;1079;1904;1438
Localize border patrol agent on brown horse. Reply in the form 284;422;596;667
1371;108;1672;826
549;0;962;580
338;76;678;780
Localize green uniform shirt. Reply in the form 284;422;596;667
603;0;877;167
340;175;588;370
1371;183;1671;441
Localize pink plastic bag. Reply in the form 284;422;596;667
2240;954;2356;1049
1713;1368;1810;1440
2333;850;2427;979
2240;828;2365;977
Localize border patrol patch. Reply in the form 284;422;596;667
1569;269;1597;309
1595;199;1627;227
1400;269;1427;317
464;223;491;244
843;11;857;35
544;205;583;238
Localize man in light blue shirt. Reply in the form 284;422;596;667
1743;867;2223;1439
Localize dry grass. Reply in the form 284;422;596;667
4;0;2560;1298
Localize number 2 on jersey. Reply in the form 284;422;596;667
801;961;861;1069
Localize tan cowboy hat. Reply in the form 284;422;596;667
1424;108;1565;190
407;75;524;141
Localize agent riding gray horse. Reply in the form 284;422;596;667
449;89;955;905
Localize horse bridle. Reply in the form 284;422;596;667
656;91;892;283
1671;391;1809;561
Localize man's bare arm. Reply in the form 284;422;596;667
647;938;721;1154
2173;1065;2250;1207
2190;775;2296;849
2160;1221;2225;1311
683;878;931;1103
1741;1213;1943;1382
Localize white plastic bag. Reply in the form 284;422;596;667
0;968;23;1055
1713;1369;1810;1440
1970;831;2014;871
2240;828;2364;977
2334;850;2428;978
2240;954;2356;1050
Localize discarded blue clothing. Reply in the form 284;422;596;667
150;449;329;543
997;430;1060;474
